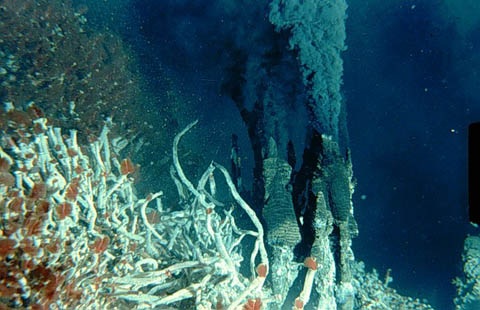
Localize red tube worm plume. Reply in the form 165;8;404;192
35;200;50;217
294;298;304;310
91;236;110;254
29;183;47;200
8;197;24;213
65;178;80;201
24;215;45;236
120;158;135;175
0;158;10;172
74;165;83;174
0;172;15;187
256;264;267;278
20;239;39;257
67;148;78;157
0;158;15;187
215;296;224;310
42;273;66;306
243;298;262;310
6;110;32;127
45;239;60;254
56;202;72;220
0;238;17;257
304;257;317;270
146;210;160;224
26;104;44;119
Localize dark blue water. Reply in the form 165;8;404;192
344;1;480;309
